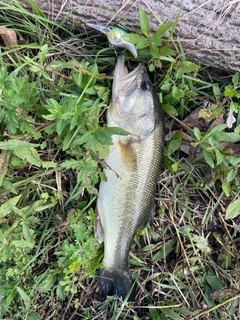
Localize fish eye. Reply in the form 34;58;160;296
140;80;151;91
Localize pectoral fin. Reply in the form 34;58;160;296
94;204;104;243
118;137;137;169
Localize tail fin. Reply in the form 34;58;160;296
100;269;134;300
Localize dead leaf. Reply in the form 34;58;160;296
0;26;21;57
208;114;224;130
182;106;207;131
0;26;18;46
226;108;236;128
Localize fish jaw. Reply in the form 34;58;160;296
109;55;157;140
112;55;143;98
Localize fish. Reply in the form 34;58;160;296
87;23;138;58
95;55;164;300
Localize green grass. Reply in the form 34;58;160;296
0;2;240;319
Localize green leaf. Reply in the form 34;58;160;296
202;124;227;143
172;85;181;99
155;22;174;36
13;147;42;167
30;65;42;73
226;198;240;219
0;140;39;150
150;45;159;59
42;71;52;80
70;114;79;130
203;150;214;168
166;137;182;156
39;44;48;66
160;80;172;91
193;127;201;141
93;127;129;145
139;8;150;37
28;313;40;320
56;118;65;135
159;46;175;56
17;287;30;308
103;127;129;136
214;124;240;143
57;283;65;299
94;130;113;145
0;151;10;186
226;156;240;166
0;195;22;218
142;243;161;252
227;169;236;183
222;181;231;197
151;33;162;46
152;239;176;263
42;161;57;168
149;308;163;320
12;240;34;248
179;61;200;73
232;73;239;87
22;222;32;242
122;34;149;49
215;149;223;165
78;130;94;145
73;72;82;88
162;307;181;318
42;274;57;293
161;103;178;116
149;63;155;72
213;85;221;102
206;275;222;290
224;86;236;97
192;235;211;253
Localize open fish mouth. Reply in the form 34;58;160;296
112;55;145;97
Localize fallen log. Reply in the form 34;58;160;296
12;0;240;73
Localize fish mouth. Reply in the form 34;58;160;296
112;55;145;98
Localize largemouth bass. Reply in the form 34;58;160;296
95;55;164;300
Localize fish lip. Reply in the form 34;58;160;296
112;55;145;98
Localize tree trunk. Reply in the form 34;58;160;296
18;0;240;73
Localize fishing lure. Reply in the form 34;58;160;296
87;23;138;58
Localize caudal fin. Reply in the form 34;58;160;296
100;269;134;300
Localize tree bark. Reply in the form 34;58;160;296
18;0;240;73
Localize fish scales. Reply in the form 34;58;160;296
95;55;164;300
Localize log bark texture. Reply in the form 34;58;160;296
18;0;240;73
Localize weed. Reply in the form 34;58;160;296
0;2;239;320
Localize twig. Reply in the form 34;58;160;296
189;293;240;320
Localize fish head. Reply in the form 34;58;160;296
87;23;137;58
109;55;158;139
